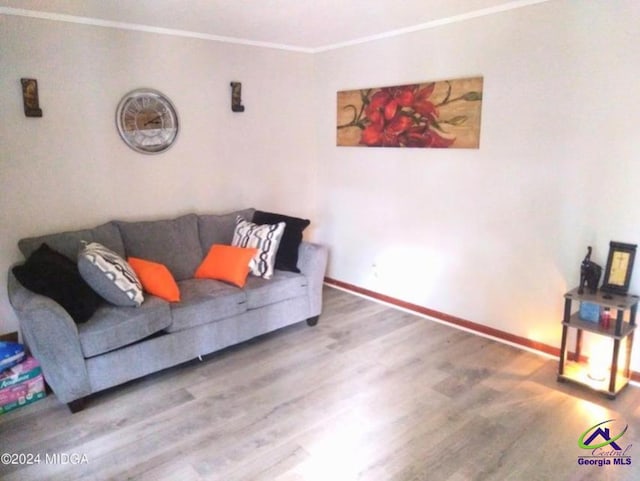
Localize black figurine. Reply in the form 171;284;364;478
578;246;602;294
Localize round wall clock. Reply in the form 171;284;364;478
116;88;179;154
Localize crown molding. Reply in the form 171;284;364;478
310;0;553;53
1;0;553;54
0;7;314;53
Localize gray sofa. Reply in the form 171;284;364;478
7;208;328;412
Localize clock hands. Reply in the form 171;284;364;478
144;113;165;126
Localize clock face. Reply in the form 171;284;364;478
116;89;178;154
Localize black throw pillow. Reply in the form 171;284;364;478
12;243;102;323
252;211;310;273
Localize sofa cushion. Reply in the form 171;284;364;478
232;216;285;279
252;211;310;273
195;244;258;288
243;270;309;310
167;279;248;333
198;208;255;253
78;242;144;307
128;257;181;302
12;243;103;323
117;214;203;281
18;222;125;260
77;296;171;357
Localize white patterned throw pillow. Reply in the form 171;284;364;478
78;242;144;307
232;216;285;279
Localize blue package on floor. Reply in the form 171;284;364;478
0;342;25;373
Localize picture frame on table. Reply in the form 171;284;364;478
600;241;637;296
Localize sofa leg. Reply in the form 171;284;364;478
67;398;86;413
306;316;319;327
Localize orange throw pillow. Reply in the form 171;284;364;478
195;244;258;287
127;257;181;302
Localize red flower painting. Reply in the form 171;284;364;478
337;77;483;149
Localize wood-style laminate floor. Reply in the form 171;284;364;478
1;286;640;481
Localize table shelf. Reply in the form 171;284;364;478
558;361;629;399
564;287;639;310
563;313;636;339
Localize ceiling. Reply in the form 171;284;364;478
1;0;550;52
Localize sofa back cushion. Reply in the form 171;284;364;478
116;214;203;281
198;208;255;252
18;222;125;260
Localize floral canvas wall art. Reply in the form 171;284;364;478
336;77;483;148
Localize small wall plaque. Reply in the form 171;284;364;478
230;81;245;112
21;78;43;117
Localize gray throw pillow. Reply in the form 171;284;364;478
78;242;144;307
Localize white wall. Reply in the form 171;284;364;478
313;0;640;367
0;15;317;333
2;1;640;372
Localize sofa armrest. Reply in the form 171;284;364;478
297;242;329;317
7;269;92;403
